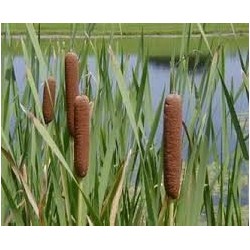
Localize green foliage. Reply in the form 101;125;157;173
1;23;249;226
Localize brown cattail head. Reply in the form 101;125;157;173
65;52;79;136
42;76;56;124
74;95;90;177
163;94;182;199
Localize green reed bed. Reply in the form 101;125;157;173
2;23;249;36
1;34;249;59
1;23;249;225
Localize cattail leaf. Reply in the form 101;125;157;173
25;23;47;77
100;164;124;219
51;168;67;226
98;133;116;207
21;105;101;225
203;172;216;226
78;186;102;226
21;105;76;183
1;127;16;165
1;177;24;226
218;70;249;160
197;23;212;56
133;199;144;225
86;216;94;226
191;136;209;225
20;171;40;218
242;70;249;102
109;47;142;155
142;167;157;225
110;149;131;225
2;62;12;132
21;38;44;123
135;58;148;122
2;142;40;219
145;89;165;156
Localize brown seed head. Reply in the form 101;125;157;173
42;76;56;124
74;95;90;177
163;94;182;199
65;52;79;136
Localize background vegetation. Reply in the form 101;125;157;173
1;23;249;225
1;23;249;36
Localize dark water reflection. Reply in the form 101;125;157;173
149;54;209;72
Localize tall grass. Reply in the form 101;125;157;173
1;23;249;226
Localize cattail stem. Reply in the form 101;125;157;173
60;165;72;225
158;197;168;225
77;179;87;226
42;76;56;124
163;94;182;200
168;198;175;226
65;52;79;136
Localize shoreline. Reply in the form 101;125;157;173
1;32;249;40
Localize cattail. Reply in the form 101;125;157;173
42;76;56;124
65;52;79;136
74;95;90;177
163;94;182;199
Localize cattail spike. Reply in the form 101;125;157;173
65;52;79;137
42;76;56;124
74;95;90;177
163;94;182;199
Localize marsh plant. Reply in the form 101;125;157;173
1;23;249;226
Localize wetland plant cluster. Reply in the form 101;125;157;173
1;23;249;226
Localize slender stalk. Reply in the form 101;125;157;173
158;197;168;225
60;161;72;225
168;198;175;226
60;138;74;225
77;179;85;226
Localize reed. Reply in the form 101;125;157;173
74;95;90;177
1;23;248;226
42;76;56;124
163;94;182;200
65;52;79;137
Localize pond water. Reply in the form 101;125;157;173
11;48;249;141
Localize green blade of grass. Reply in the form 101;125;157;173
1;177;25;226
25;23;47;76
142;166;157;225
1;145;40;219
20;170;40;219
145;89;165;156
100;161;126;220
51;167;67;226
20;104;76;182
217;70;249;160
21;38;44;122
135;58;148;122
21;106;101;225
109;47;142;155
197;23;212;56
110;149;131;225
